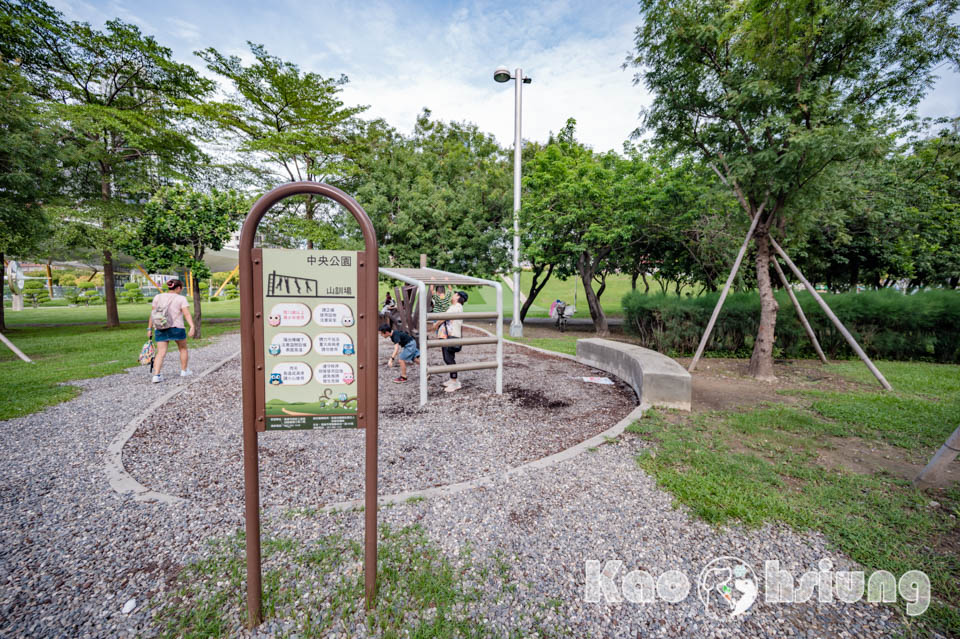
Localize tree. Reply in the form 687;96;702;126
0;59;57;331
352;110;512;277
630;0;960;378
22;279;49;307
4;0;213;328
524;119;648;335
124;185;246;338
196;42;367;249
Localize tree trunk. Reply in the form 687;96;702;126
100;171;119;328
305;194;315;250
192;275;203;339
0;251;5;332
631;271;639;290
519;262;554;322
641;272;650;294
102;250;120;328
577;253;609;337
747;230;778;380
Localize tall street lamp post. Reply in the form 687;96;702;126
494;66;531;338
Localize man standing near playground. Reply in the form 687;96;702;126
147;279;196;383
436;290;466;393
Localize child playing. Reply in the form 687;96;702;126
379;323;420;383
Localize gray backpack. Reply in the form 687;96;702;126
151;294;176;330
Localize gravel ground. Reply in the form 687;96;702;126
124;328;635;506
266;438;905;638
0;334;244;638
0;331;908;637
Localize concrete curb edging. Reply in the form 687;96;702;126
576;338;692;411
105;350;240;504
310;404;646;513
111;327;645;509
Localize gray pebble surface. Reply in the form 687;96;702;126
0;331;907;637
124;330;635;507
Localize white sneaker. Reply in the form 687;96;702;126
152;374;163;383
442;378;455;387
444;379;461;393
180;369;193;377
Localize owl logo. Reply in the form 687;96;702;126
267;314;281;327
268;343;281;356
342;344;355;355
342;316;354;327
269;373;283;385
343;373;355;385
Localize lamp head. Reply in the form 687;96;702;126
493;66;511;83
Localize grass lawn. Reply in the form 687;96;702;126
3;298;242;325
0;319;239;420
627;360;960;636
378;271;688;320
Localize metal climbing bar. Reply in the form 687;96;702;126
378;265;503;406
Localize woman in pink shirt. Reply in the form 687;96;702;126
147;279;196;383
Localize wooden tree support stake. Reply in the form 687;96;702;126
771;258;828;364
689;207;763;372
0;332;33;363
915;425;960;486
769;238;892;391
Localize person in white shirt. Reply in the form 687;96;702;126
434;290;467;393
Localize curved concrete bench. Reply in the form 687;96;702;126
576;338;691;411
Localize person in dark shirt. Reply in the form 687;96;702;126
379;323;420;383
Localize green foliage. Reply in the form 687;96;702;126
4;0;214;324
523;119;648;332
0;59;55;259
352;111;512;277
58;273;76;287
222;283;238;300
623;288;960;362
74;280;101;306
120;281;144;304
196;42;367;249
124;185;246;283
21;279;49;307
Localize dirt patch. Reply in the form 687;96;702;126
817;436;960;490
673;357;875;413
505;385;571;410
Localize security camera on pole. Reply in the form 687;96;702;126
493;66;531;338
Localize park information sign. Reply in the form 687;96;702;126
240;182;379;625
259;249;360;430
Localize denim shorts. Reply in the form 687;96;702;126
155;327;187;342
398;340;419;362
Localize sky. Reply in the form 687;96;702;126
50;0;960;154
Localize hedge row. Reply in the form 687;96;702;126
622;288;960;363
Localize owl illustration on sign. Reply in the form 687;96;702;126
268;343;281;356
268;314;281;327
269;373;283;385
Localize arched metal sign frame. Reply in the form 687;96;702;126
239;182;379;625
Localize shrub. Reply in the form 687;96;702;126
222;282;239;300
75;281;102;306
62;286;80;305
120;281;145;304
22;280;50;308
622;288;960;363
59;273;77;287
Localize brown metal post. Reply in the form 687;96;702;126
239;182;380;626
